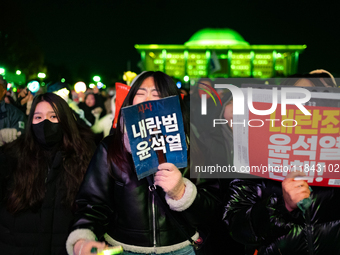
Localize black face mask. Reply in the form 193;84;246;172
32;119;63;148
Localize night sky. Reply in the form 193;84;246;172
4;0;340;84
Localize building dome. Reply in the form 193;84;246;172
184;28;249;46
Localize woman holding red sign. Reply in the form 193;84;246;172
66;71;222;255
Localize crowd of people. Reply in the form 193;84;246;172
0;70;339;255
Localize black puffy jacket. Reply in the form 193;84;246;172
224;178;340;255
0;151;72;255
70;135;221;251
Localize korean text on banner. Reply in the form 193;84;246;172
234;87;340;187
121;96;187;180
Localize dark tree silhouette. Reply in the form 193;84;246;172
0;2;45;79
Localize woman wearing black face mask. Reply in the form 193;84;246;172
0;93;96;255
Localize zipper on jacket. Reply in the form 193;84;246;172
152;192;156;247
147;176;157;249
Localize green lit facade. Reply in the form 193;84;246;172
135;28;306;80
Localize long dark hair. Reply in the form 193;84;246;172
108;71;190;172
5;93;95;213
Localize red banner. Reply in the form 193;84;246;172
113;82;130;128
247;102;340;187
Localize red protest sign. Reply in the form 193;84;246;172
247;103;340;187
113;82;130;128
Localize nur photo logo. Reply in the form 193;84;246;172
198;82;222;115
201;84;312;116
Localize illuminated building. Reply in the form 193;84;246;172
135;28;306;80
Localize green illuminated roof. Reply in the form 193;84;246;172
184;28;249;46
134;28;306;51
135;44;306;51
